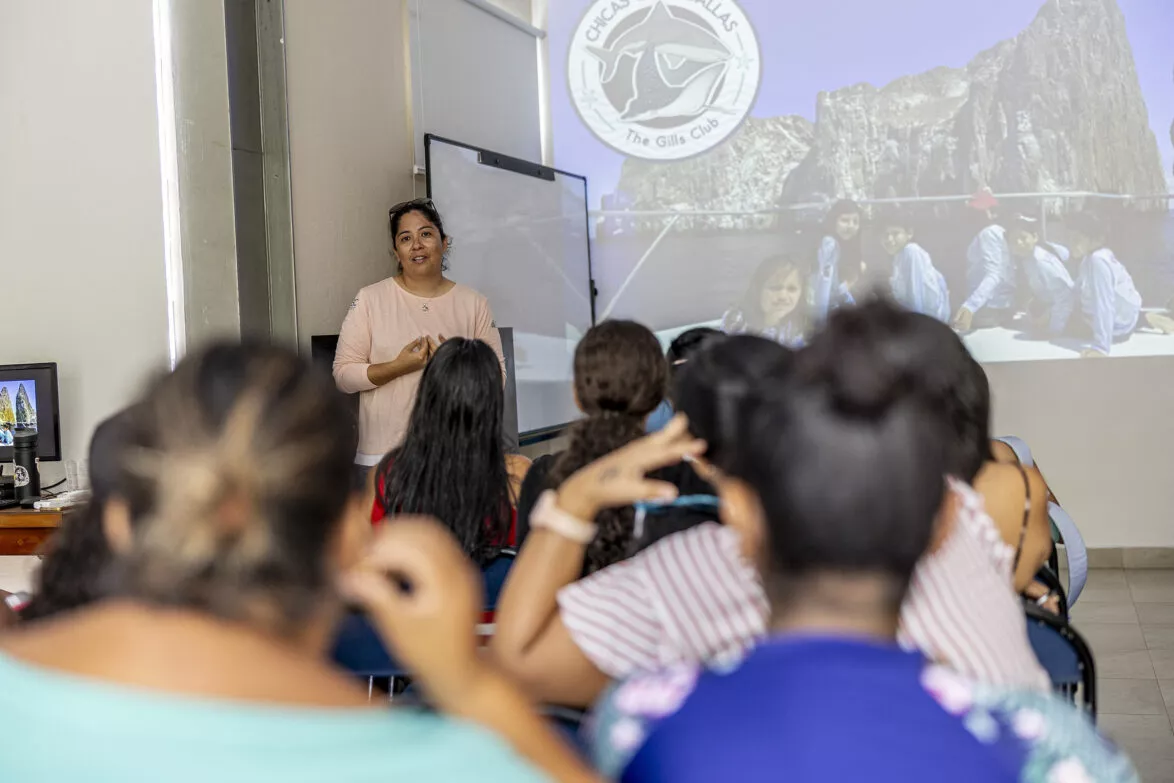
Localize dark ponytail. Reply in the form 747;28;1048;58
547;321;667;573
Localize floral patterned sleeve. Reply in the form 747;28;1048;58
922;665;1139;782
586;666;701;780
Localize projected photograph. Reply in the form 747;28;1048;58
550;0;1174;361
0;380;37;445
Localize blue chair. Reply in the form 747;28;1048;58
331;550;517;696
1025;601;1097;720
992;436;1088;606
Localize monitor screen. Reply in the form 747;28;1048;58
0;363;61;462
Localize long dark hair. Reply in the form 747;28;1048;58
549;321;667;573
21;410;134;622
378;338;511;566
824;199;864;283
722;299;950;609
674;335;793;469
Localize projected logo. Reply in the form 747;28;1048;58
568;0;760;161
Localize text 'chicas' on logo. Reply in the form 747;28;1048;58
568;0;760;161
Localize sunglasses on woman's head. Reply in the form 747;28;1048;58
389;197;435;217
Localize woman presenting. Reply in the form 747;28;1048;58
334;199;505;473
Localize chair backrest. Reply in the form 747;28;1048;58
1048;502;1087;606
1024;603;1097;720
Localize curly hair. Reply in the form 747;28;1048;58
548;320;667;573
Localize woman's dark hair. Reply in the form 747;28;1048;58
106;341;358;636
20;410;134;622
724;299;952;608
824;199;864;282
549;320;667;573
1009;214;1067;263
665;327;722;403
389;199;450;272
674;335;792;468
733;253;808;332
378;338;511;566
666;327;722;368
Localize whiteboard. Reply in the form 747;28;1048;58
426;135;595;436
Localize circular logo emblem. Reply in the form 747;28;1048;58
568;0;760;161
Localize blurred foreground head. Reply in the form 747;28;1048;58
104;341;360;636
719;298;951;614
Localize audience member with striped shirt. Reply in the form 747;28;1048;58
579;300;1134;782
495;306;1051;713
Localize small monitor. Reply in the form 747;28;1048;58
0;363;62;462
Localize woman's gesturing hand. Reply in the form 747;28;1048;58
396;336;431;373
556;414;706;521
339;517;485;707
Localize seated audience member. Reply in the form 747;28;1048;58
498;303;1050;711
516;320;709;567
927;341;1054;600
18;409;133;624
493;335;791;707
582;306;1136;782
0;342;594;783
372;337;529;563
645;327;723;434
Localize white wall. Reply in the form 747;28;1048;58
987;359;1174;548
284;0;416;354
0;0;170;475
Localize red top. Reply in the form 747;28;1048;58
371;468;518;547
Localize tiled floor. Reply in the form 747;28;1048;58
1071;568;1174;781
2;558;1172;777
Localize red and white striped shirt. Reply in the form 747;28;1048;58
557;481;1049;690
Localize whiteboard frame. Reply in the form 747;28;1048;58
424;133;597;442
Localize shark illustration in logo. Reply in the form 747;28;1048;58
586;1;732;123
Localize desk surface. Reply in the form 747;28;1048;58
0;508;64;528
0;508;63;555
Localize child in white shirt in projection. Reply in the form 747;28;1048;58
1006;215;1076;338
1067;213;1141;358
882;212;950;323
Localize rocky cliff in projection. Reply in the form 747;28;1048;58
0;389;13;426
14;385;35;427
611;0;1166;229
614;115;814;231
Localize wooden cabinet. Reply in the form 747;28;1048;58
0;510;62;556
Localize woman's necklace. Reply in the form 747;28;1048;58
396;274;447;310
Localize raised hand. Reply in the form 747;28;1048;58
339;517;485;706
556;414;706;520
395;336;431;374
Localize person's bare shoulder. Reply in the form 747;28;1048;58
973;462;1048;546
506;454;532;486
989;439;1019;465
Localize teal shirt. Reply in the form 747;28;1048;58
0;652;547;782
